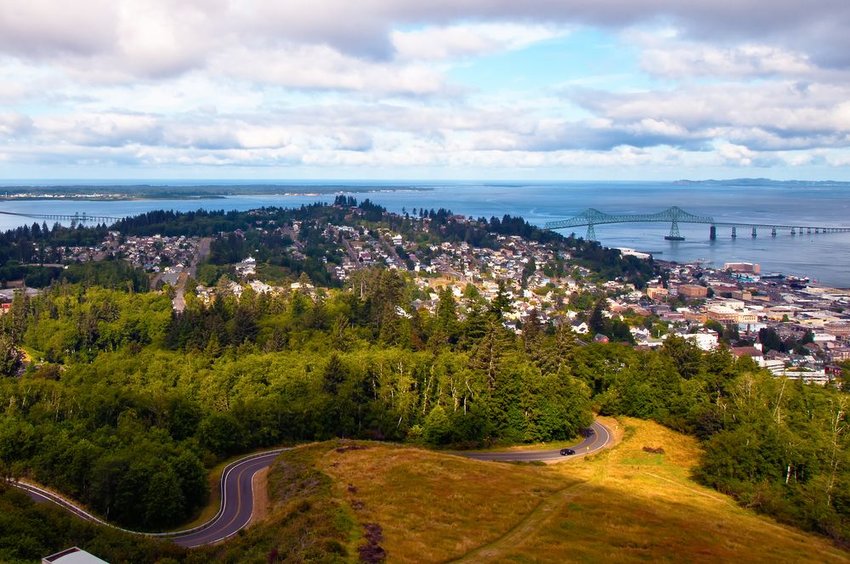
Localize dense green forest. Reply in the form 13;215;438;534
0;204;847;561
0;272;847;551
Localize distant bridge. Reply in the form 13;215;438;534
545;206;850;241
0;210;120;224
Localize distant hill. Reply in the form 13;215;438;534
674;178;850;187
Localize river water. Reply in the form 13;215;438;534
1;181;848;287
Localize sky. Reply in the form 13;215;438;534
2;0;850;181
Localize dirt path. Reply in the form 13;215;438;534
452;481;592;563
452;418;622;562
250;467;269;526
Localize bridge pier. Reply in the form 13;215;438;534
807;227;812;234
709;225;716;240
752;227;757;238
731;226;737;238
771;227;777;237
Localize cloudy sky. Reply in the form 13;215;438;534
2;0;850;180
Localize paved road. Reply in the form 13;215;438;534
10;481;109;525
7;421;611;547
171;450;286;548
458;420;611;463
8;448;288;548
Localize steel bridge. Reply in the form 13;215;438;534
544;206;850;241
0;210;120;224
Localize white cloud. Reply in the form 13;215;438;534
391;23;565;61
2;0;850;177
571;80;850;149
0;113;33;137
213;44;449;95
640;41;814;79
112;0;220;78
716;142;757;166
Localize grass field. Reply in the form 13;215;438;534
297;417;850;563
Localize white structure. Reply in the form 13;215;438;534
685;329;719;351
813;333;837;343
43;547;109;564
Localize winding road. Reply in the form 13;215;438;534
7;421;612;548
459;420;611;463
9;449;288;548
169;449;287;548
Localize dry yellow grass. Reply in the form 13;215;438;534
320;443;571;562
485;418;850;563
313;419;850;563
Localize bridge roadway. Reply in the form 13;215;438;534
545;206;850;240
0;210;120;223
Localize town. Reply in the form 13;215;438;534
2;201;847;387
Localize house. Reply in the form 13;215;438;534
731;346;765;367
572;321;589;334
235;256;257;277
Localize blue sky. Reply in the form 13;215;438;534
2;1;850;181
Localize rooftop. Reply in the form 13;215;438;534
42;547;109;564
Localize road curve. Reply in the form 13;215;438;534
7;422;611;547
171;449;287;548
6;448;288;548
458;420;611;463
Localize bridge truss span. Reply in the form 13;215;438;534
544;206;850;241
0;210;120;224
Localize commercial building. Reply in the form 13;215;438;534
677;284;709;299
723;262;761;274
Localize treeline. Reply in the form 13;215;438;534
593;336;850;544
0;260;149;290
0;485;188;563
0;221;108;269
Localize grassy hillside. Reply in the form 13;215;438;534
251;418;850;563
455;418;850;563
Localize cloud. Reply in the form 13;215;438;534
391;23;565;61
568;80;850;150
716;142;757;166
639;41;815;79
0;1;117;58
3;0;850;178
2;1;849;78
0;113;33;137
32;113;162;148
213;44;450;95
